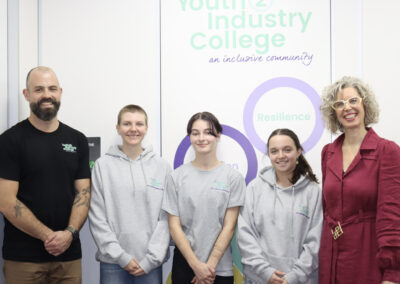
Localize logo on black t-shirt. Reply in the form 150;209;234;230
62;143;77;153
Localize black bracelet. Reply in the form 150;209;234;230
65;226;79;240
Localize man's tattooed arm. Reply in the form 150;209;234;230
67;178;91;232
0;178;53;241
14;200;26;217
73;187;91;208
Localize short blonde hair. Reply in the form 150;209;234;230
320;76;379;133
117;104;148;126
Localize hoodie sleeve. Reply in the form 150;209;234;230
138;210;170;273
88;160;132;268
237;181;276;283
284;184;323;284
138;164;173;273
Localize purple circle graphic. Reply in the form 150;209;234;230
173;124;257;185
243;77;324;153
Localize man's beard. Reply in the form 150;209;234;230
30;98;61;121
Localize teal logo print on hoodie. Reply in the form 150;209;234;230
148;178;164;190
296;205;310;219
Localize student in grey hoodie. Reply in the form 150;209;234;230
237;128;322;284
89;105;172;284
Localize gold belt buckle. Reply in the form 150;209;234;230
331;222;343;240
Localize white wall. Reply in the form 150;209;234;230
30;0;162;155
332;0;400;144
362;0;400;143
19;0;39;113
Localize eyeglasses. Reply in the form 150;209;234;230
331;96;363;110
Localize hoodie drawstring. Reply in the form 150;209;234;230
272;184;278;225
139;154;148;188
273;184;296;247
129;161;136;197
129;153;149;197
290;185;295;241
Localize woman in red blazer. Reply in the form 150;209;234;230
318;76;400;284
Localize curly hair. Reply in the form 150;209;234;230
320;76;379;133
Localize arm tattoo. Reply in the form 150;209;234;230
14;200;26;218
73;187;91;208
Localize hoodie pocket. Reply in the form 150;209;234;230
267;254;295;274
117;231;148;256
244;276;262;284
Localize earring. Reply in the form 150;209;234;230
296;159;299;165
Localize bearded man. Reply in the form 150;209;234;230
0;66;91;284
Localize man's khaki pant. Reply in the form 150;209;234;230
3;259;82;284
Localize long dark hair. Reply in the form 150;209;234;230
267;128;319;184
186;111;222;137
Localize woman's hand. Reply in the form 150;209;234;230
267;270;285;284
191;261;215;284
382;281;399;284
124;259;145;276
124;259;138;273
131;264;145;276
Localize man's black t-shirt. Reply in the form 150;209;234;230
0;119;90;262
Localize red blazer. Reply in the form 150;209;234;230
319;128;400;284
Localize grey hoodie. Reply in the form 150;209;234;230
237;166;322;284
89;145;172;273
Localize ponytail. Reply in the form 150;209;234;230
291;154;319;184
